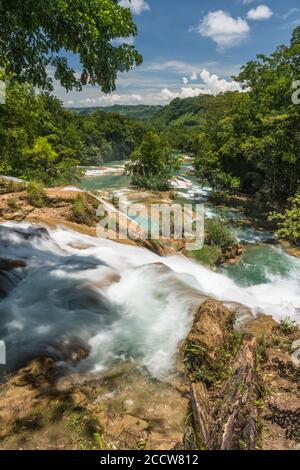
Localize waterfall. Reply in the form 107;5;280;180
1;221;300;378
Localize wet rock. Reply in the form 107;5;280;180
0;257;27;298
240;314;277;339
291;349;300;367
185;300;232;361
0;258;26;271
217;244;244;265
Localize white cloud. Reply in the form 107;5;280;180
247;5;273;20
182;76;189;85
79;93;143;106
281;8;300;20
66;69;243;107
197;10;250;49
158;69;243;102
113;36;135;46
119;0;150;15
191;72;198;80
200;69;243;94
142;60;242;78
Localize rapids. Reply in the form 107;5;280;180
1;221;300;379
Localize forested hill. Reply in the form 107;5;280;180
67;95;219;126
152;95;217;127
68;104;163;121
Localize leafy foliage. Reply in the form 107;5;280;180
269;193;300;244
70;105;162;121
0;0;142;92
188;245;221;267
126;131;181;190
27;181;47;207
0;76;152;184
71;194;92;225
191;28;300;202
205;220;236;250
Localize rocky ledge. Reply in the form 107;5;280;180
0;299;299;450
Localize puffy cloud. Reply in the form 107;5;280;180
119;0;150;15
158;69;243;102
197;10;250;49
247;5;273;20
73;70;243;108
182;77;189;85
200;69;243;94
190;72;198;80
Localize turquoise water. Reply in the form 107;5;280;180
220;245;300;287
79;160;300;289
80;161;130;192
81;173;131;191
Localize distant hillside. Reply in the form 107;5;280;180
68;104;163;121
152;92;244;129
152;95;217;127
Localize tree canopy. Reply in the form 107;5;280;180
126;131;180;190
0;0;142;92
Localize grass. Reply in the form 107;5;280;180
187;245;221;267
0;179;26;194
7;197;18;210
184;316;241;388
205;219;236;250
27;181;47;208
71;194;92;225
277;317;298;336
185;220;237;267
11;408;45;433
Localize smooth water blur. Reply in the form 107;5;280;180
80;161;130;192
220;245;300;287
1;223;300;379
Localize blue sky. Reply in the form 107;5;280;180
56;0;300;107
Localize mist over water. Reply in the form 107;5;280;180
1;222;300;378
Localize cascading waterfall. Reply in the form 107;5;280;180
1;221;300;379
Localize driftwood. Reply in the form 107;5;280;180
213;334;258;450
191;334;259;450
190;382;212;448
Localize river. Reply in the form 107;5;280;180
0;160;299;379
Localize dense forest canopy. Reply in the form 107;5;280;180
69;105;163;121
0;76;153;184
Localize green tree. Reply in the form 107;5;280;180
126;131;180;190
0;0;142;92
192;28;300;203
269;193;300;245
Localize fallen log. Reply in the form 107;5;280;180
211;334;259;450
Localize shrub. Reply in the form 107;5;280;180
188;245;221;267
131;174;170;191
7;198;18;210
27;181;47;207
269;193;300;245
205;220;236;250
126;131;181;191
71;194;92;225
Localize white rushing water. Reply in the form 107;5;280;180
1;222;300;378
